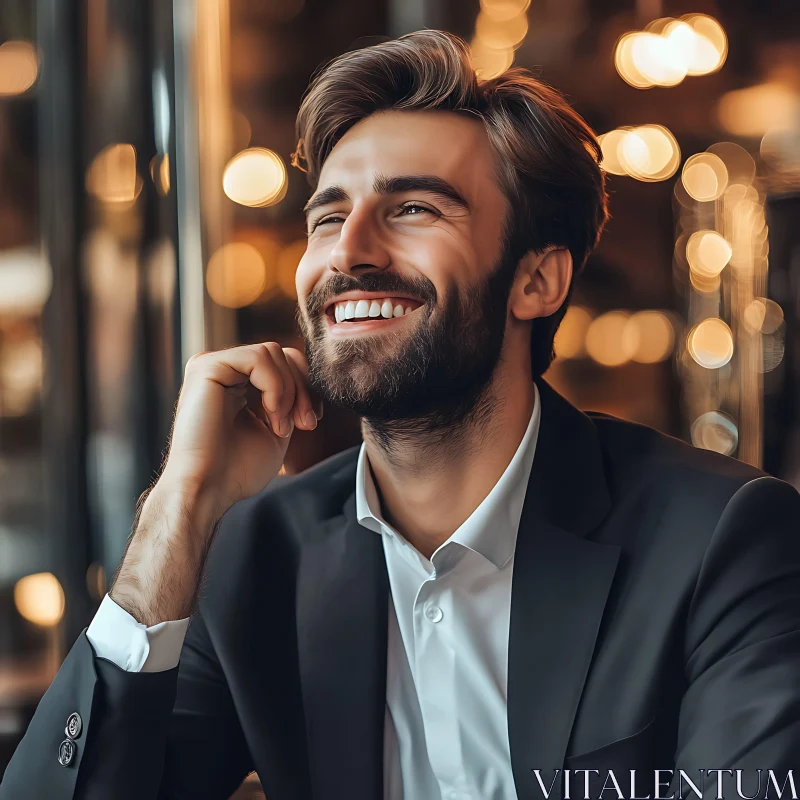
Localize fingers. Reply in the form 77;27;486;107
284;348;324;422
188;343;321;439
284;354;318;431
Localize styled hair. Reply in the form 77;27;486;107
292;29;609;377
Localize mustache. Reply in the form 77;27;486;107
306;272;437;316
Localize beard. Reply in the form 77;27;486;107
296;239;520;436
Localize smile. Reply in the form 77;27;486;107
324;296;425;335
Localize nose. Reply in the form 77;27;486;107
327;207;390;276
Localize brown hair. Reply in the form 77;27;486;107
292;29;609;377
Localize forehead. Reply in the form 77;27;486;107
317;110;502;203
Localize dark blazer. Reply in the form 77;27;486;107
3;379;800;800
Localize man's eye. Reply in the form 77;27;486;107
398;203;438;218
309;203;436;233
310;216;343;232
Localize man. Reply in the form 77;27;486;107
3;29;799;800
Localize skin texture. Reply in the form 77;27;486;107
296;109;572;558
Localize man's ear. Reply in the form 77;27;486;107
509;246;573;322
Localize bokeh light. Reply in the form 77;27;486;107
718;82;800;138
0;41;39;96
618;125;680;181
628;311;675;363
681;153;728;202
149;153;171;196
686;231;732;278
86;144;143;206
223;148;287;208
479;0;531;21
206;242;267;308
585;311;639;367
614;14;726;89
553;306;593;359
599;126;679;181
14;573;65;627
474;10;529;49
276;240;308;299
470;38;514;79
687;318;734;369
691;411;738;455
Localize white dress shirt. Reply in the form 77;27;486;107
87;384;541;800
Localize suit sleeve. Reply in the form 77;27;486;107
670;475;800;796
0;609;252;799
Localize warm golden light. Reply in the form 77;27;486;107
743;298;784;335
585;311;639;367
688;269;721;294
687;318;734;369
470;38;514;80
618;125;680;182
474;10;529;49
685;15;727;69
628;311;675;363
553;306;593;359
614;32;654;89
479;0;530;21
14;573;65;627
223;148;287;208
149;153;171;196
0;41;39;95
707;142;756;186
681;153;728;202
681;14;727;74
206;243;267;308
276;240;308;299
614;15;726;89
86;144;143;206
691;410;738;455
598;129;630;175
630;31;686;87
686;231;732;278
717;82;800;138
760;126;800;172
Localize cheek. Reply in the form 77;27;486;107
294;253;319;310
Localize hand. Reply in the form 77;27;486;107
110;344;323;624
161;343;323;514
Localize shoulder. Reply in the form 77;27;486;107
586;412;800;541
589;411;766;495
202;445;360;576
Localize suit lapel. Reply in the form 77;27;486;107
508;380;620;797
297;492;388;800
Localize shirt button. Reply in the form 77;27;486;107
58;738;76;767
65;712;82;739
424;604;443;623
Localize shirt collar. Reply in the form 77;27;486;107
355;383;541;569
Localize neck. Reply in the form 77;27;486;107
362;367;537;560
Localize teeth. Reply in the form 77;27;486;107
332;297;419;323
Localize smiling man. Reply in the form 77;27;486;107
3;30;800;800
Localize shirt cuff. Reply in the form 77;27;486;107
86;594;190;673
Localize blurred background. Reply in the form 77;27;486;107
1;0;799;794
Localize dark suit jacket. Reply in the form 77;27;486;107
3;379;800;800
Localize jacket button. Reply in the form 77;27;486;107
58;738;76;767
65;712;82;739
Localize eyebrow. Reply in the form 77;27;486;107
302;173;471;222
